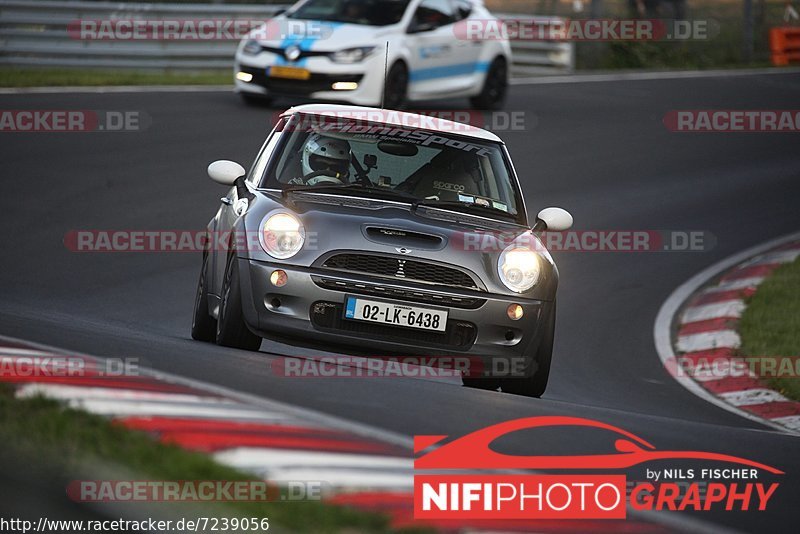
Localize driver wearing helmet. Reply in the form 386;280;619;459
300;134;351;185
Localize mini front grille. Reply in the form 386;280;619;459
310;301;477;350
312;277;485;309
321;253;478;289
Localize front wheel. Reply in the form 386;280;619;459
382;62;408;109
216;252;262;351
470;57;508;111
500;302;556;398
191;251;217;342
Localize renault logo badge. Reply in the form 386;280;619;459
285;45;301;62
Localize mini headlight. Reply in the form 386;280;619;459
331;46;376;63
498;246;540;293
261;213;305;259
242;39;262;55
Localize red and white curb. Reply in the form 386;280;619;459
655;232;800;435
1;336;715;533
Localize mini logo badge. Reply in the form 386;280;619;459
285;45;301;62
395;247;413;255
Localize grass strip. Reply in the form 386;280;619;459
0;68;231;88
738;258;800;401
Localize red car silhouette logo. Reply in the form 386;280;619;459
414;416;783;473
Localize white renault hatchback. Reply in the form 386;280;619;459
234;0;511;109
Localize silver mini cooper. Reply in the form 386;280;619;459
191;104;572;397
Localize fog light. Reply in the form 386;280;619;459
507;304;524;321
331;81;358;90
270;269;288;287
236;71;253;82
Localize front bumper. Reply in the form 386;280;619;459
234;51;385;106
239;258;553;364
237;65;363;98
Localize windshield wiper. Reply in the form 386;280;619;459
411;199;516;221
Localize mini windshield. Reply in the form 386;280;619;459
261;114;525;224
287;0;411;26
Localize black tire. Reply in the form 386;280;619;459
470;57;508;111
500;302;556;398
191;252;217;342
240;92;274;107
216;252;262;351
382;62;408;109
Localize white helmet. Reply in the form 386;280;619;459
301;134;351;182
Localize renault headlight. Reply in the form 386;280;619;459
330;46;376;63
498;246;540;293
261;212;305;259
242;39;262;55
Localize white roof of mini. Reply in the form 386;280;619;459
281;104;503;143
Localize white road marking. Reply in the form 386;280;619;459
654;230;800;436
718;389;790;407
15;383;223;404
214;448;412;489
681;300;745;323
3;67;798;95
214;448;411;471
0;349;63;357
511;67;800;85
740;249;800;267
676;330;741;353
47;397;290;422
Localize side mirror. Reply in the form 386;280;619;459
208;160;245;186
533;207;573;232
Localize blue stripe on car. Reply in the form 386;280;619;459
409;61;490;82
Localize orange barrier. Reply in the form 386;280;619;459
769;27;800;66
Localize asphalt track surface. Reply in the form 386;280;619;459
1;72;800;532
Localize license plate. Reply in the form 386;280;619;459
344;296;448;332
268;66;311;80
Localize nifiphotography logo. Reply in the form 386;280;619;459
413;417;782;520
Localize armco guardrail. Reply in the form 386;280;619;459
0;1;573;74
